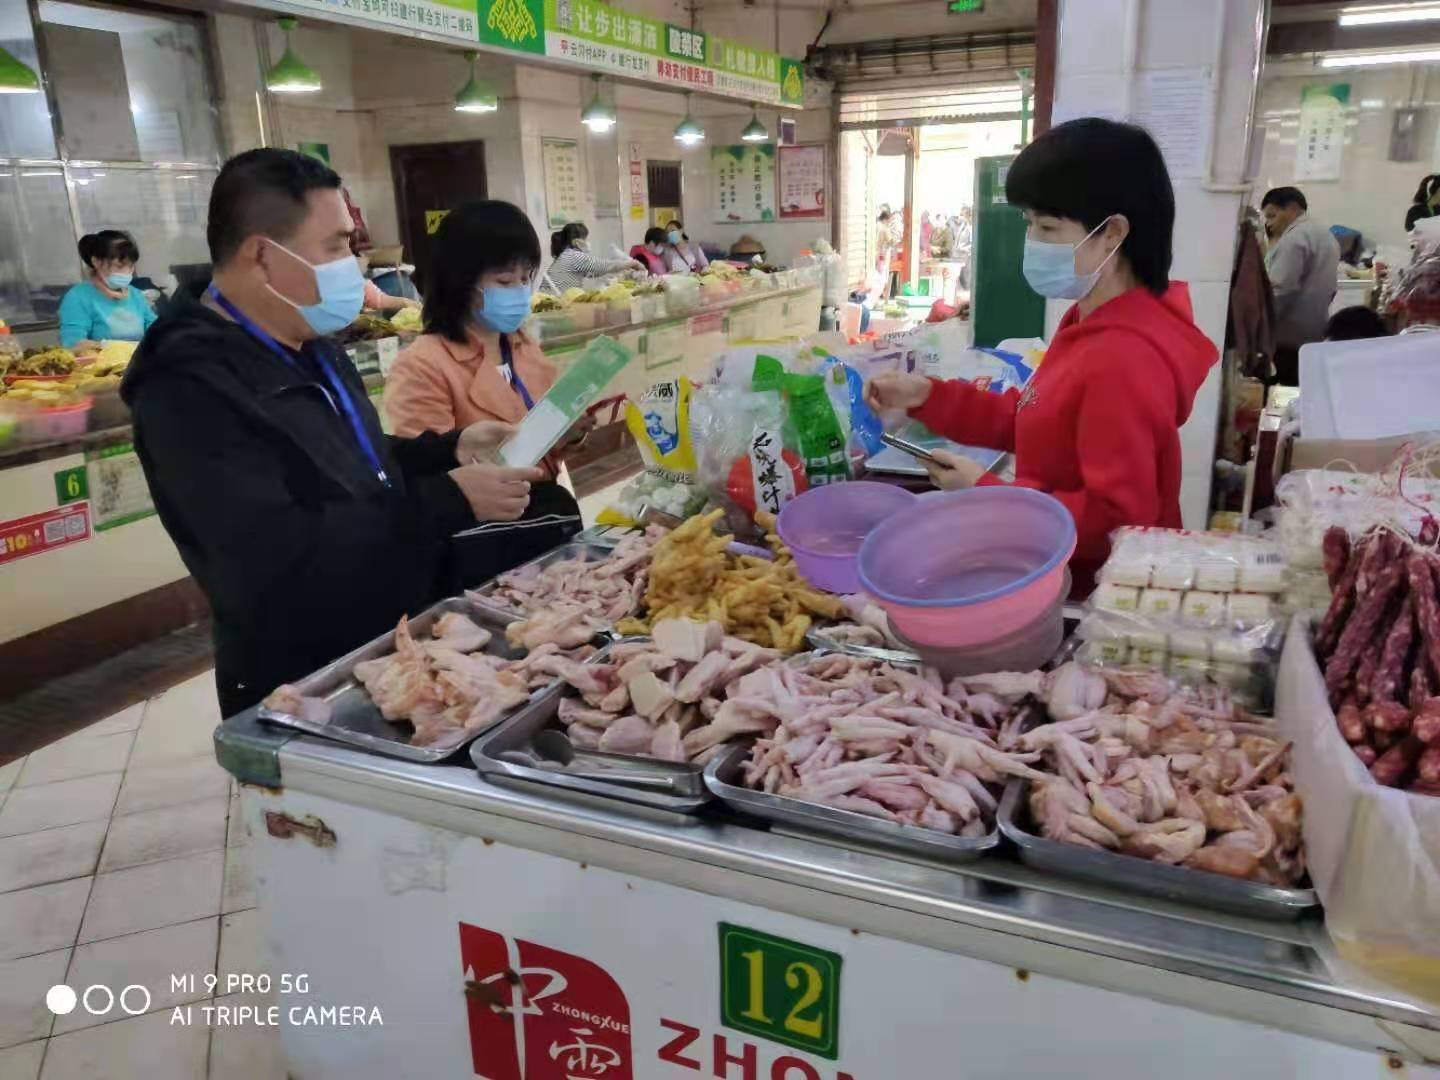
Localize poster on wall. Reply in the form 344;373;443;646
778;144;826;219
541;137;583;228
297;142;331;164
629;144;647;221
1295;83;1350;182
712;144;776;224
85;444;156;532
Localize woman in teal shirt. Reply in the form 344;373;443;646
57;230;157;351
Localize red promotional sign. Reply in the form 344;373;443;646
0;504;90;566
459;922;633;1079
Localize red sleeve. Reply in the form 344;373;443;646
909;377;1021;452
991;346;1168;568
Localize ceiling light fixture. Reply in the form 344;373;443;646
1338;3;1440;27
454;51;498;113
265;18;322;94
1320;47;1440;67
674;93;705;146
0;46;40;94
741;105;769;142
580;75;616;133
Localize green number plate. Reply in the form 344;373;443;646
718;923;841;1059
53;466;87;505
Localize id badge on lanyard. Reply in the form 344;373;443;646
498;334;535;410
208;286;390;487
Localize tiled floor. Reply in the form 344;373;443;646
0;672;281;1079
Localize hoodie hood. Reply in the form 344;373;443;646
1056;282;1218;425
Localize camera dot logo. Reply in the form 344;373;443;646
45;985;78;1015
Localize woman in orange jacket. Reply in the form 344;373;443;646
385;200;591;584
385;200;591;474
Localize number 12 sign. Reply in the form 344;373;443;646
719;923;842;1059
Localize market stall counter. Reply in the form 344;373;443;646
215;707;1440;1079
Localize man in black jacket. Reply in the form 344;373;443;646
122;149;544;716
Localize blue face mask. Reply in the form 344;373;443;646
667;230;682;245
476;283;532;334
267;243;366;337
105;272;132;290
1021;216;1119;300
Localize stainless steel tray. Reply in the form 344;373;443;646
465;542;633;621
997;780;1319;921
256;598;535;764
804;626;921;666
703;743;1001;862
471;685;712;815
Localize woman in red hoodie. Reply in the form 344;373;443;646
866;119;1217;594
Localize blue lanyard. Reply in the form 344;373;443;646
209;286;389;487
499;335;534;410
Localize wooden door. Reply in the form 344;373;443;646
389;141;487;292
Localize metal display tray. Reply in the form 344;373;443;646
997;780;1319;922
471;643;712;815
804;626;921;667
704;743;1001;863
465;542;633;622
256;598;534;764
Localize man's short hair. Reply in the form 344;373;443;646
207;148;343;266
1261;186;1308;212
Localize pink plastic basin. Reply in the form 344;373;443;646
858;487;1076;647
777;481;917;594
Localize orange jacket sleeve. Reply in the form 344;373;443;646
384;347;457;439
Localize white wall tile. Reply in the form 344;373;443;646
1171;183;1243;285
1056;0;1135;79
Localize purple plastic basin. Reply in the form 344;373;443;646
777;482;918;594
858;487;1076;647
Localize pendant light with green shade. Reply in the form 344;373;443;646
454;51;498;113
0;47;41;94
266;17;322;94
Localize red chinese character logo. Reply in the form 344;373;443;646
459;923;633;1079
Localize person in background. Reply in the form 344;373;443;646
541;222;643;294
1261;186;1340;386
874;209;897;299
660;219;709;273
58;230;158;351
353;238;419;315
919;211;934;259
865;119;1217;597
1324;305;1388;342
1407;174;1440;233
121;149;543;716
631;227;669;276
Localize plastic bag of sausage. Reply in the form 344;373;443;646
1274;617;1440;1011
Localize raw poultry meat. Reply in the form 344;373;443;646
545;617;779;764
736;655;1044;837
1020;674;1305;885
346;615;531;746
470;529;664;650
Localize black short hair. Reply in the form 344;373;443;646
1006;118;1174;295
207;148;343;266
1414;175;1440;205
1261;186;1307;212
550;222;588;258
1324;306;1388;342
643;227;666;245
78;230;139;269
425;200;540;343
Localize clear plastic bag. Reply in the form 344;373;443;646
690;384;806;519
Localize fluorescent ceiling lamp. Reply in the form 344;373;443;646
1321;47;1440;67
0;46;40;94
580;75;615;132
454;51;497;113
1339;3;1440;26
674;94;704;146
741;106;769;142
266;18;322;94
